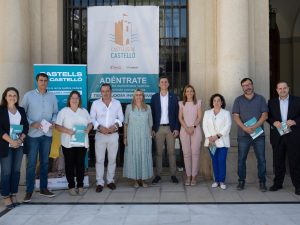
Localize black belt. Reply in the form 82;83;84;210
98;130;118;134
160;124;169;126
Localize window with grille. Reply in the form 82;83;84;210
64;0;188;94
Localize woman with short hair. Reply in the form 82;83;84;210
55;90;93;196
202;93;232;190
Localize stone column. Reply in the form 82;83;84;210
217;0;270;183
217;0;250;104
0;0;31;96
189;0;217;179
217;0;250;183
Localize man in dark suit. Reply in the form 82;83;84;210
151;76;180;184
268;81;300;195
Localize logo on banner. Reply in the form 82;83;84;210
109;13;137;59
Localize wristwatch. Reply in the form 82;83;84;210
114;124;119;131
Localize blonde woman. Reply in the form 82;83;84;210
123;89;153;188
179;85;202;186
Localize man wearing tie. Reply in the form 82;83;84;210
151;76;180;184
268;81;300;195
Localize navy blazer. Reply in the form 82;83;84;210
150;92;180;132
0;105;29;158
268;95;300;147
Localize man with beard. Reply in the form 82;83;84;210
268;82;300;195
232;78;268;191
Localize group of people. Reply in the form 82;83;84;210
0;73;300;209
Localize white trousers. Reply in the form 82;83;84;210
95;132;119;185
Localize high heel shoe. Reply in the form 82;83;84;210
191;177;197;186
185;176;191;186
133;181;139;188
3;196;14;210
142;181;148;188
190;180;197;186
11;194;20;207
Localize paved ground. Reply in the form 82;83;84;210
1;203;300;225
0;169;299;224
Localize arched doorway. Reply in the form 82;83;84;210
269;5;280;98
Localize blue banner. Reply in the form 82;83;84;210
33;64;87;109
88;74;158;103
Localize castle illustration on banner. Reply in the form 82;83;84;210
109;13;138;46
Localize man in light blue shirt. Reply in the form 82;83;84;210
21;73;58;202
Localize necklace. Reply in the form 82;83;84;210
8;107;17;114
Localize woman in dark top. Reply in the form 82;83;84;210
0;87;29;209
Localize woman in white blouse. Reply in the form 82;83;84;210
55;91;93;196
202;94;232;190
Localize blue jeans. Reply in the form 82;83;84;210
26;136;52;193
237;136;266;183
209;147;228;183
0;147;23;197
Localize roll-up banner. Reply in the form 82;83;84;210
33;64;89;189
33;64;87;109
87;6;159;103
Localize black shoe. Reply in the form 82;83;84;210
236;181;245;190
259;182;267;192
5;203;14;210
269;184;283;192
107;183;116;190
295;188;300;195
152;176;161;184
23;192;32;203
40;189;55;198
95;185;103;193
171;176;179;184
13;202;21;207
11;194;20;207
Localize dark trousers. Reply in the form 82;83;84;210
0;147;23;196
272;133;300;189
62;146;87;189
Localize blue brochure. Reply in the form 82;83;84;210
10;124;23;140
244;117;264;139
70;125;86;147
277;121;292;136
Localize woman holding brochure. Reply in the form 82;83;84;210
55;90;93;196
202;93;231;190
0;87;29;209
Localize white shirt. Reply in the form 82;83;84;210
279;95;289;122
90;98;124;130
202;108;232;147
8;110;21;125
160;92;169;124
55;107;92;148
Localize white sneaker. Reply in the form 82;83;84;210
211;182;219;188
220;183;227;190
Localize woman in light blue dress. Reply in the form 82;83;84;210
123;89;153;188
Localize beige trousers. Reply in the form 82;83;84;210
154;126;176;176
